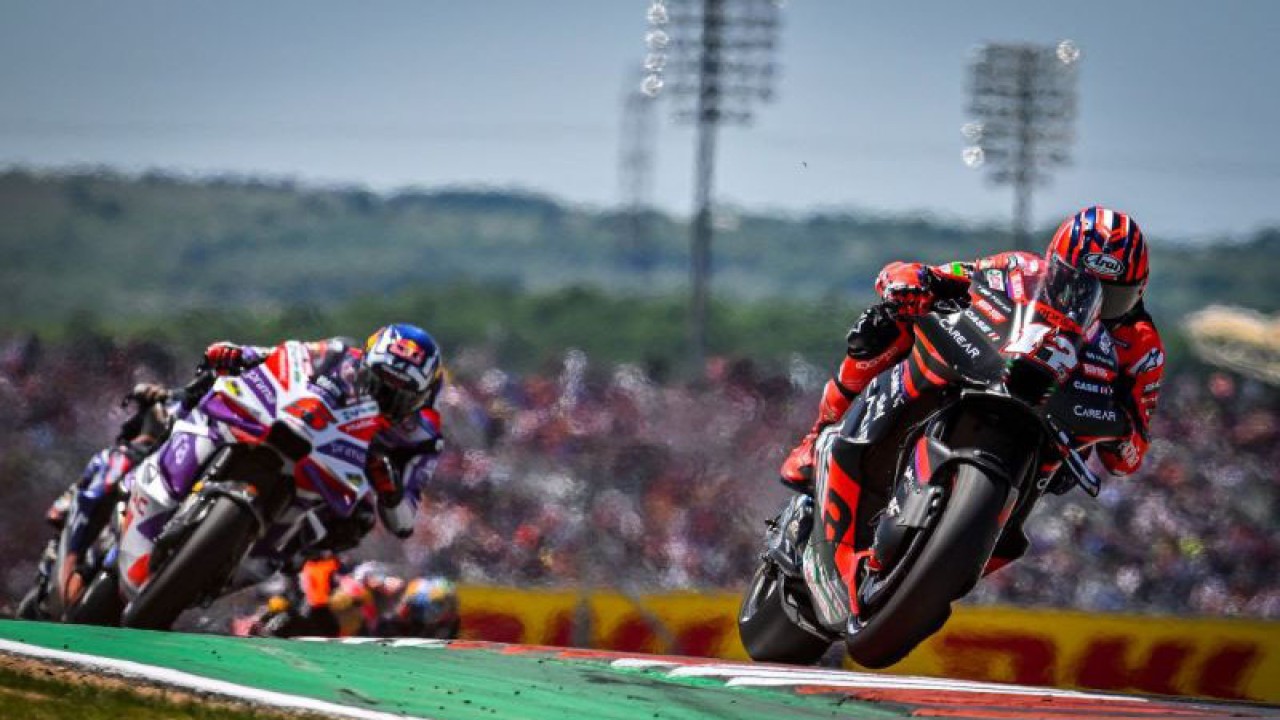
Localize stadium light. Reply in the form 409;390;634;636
965;41;1080;251
618;68;659;274
642;0;782;372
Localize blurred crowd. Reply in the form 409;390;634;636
1;333;1277;620
971;371;1280;617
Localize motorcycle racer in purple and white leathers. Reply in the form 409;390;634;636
116;325;444;597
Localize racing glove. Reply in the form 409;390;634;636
127;382;170;407
875;262;933;318
846;303;903;359
204;341;245;374
875;262;971;319
369;454;415;539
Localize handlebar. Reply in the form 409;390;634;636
118;361;216;412
120;386;173;409
180;361;216;412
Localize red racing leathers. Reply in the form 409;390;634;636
780;251;1165;492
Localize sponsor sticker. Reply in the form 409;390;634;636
1097;330;1115;355
1083;252;1125;278
1073;404;1118;422
316;439;367;467
963;308;993;334
245;368;278;408
1010;274;1026;302
1082;363;1116;381
1071;379;1113;395
1128;348;1165;375
945;324;982;358
974;297;1007;322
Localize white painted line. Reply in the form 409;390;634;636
295;637;448;649
664;664;1139;702
387;639;450;649
723;676;1131;700
0;638;435;720
610;658;680;669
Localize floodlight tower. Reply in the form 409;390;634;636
964;41;1080;251
618;71;658;274
642;0;781;371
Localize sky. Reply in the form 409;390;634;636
2;1;1279;239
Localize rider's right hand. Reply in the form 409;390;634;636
204;341;244;375
846;304;903;359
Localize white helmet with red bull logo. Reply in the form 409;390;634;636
362;324;444;419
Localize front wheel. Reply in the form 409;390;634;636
738;562;833;665
15;584;48;621
845;462;1007;669
67;570;124;626
121;497;256;631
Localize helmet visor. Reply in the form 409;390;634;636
365;369;427;419
1099;282;1143;320
1040;258;1104;328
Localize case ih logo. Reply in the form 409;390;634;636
1083;253;1125;277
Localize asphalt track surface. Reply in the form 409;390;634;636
0;620;1275;719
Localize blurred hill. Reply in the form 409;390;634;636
2;169;1277;366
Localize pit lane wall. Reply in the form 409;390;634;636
456;585;1280;703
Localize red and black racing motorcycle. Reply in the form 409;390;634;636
739;258;1129;668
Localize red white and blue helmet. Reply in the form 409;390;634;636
1046;206;1149;320
363;324;443;419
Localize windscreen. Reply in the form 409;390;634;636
1038;258;1104;330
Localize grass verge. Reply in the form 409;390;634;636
0;652;327;720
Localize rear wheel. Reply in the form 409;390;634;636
845;463;1007;668
738;561;833;665
121;497;256;631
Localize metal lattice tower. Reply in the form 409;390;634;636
618;70;658;274
964;41;1080;251
642;0;781;371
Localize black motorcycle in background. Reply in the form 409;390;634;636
15;376;209;625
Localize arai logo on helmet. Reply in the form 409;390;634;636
1082;253;1125;277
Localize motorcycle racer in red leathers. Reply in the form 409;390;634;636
780;206;1164;571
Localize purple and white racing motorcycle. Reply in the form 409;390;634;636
89;341;388;630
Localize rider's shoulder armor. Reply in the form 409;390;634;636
306;341;367;410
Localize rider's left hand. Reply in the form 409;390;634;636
128;383;170;406
876;263;934;319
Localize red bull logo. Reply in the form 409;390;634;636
389;338;427;366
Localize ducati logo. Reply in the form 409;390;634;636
1083;253;1125;277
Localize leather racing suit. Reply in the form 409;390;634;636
780;252;1165;569
117;338;443;595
